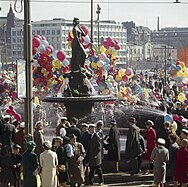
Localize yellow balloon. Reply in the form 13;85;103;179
91;62;98;69
34;97;40;105
117;92;124;99
183;70;188;78
171;121;177;133
70;31;74;39
118;69;125;77
68;41;71;47
115;74;122;81
100;45;106;53
178;92;186;102
177;71;183;77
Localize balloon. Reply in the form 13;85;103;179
80;25;89;36
34;34;42;41
9;106;14;111
100;45;106;53
175;65;181;71
91;62;98;69
62;59;70;67
14;114;21;122
41;40;49;47
83;35;90;45
34;96;40;105
57;50;66;62
164;114;173;123
99;53;106;61
177;71;183;77
114;44;120;50
118;69;125;77
178;92;186;102
32;37;41;48
41;35;46;40
5;109;11;114
38;45;46;54
125;68;133;76
11;91;17;99
122;75;129;82
97;60;104;68
171;121;177;133
33;103;37;110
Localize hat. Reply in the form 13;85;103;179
82;123;89;128
110;119;117;125
89;123;96;128
26;141;36;150
61;117;67;120
20;122;25;128
13;144;22;149
146;120;154;126
44;140;52;149
35;121;42;128
69;133;77;140
129;117;137;124
55;136;63;142
182;118;188;123
3;115;10;119
157;138;166;145
181;128;188;135
12;119;18;124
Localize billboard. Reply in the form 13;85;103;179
17;59;26;98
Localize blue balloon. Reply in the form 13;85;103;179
164;114;173;123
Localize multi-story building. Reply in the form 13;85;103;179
11;18;127;63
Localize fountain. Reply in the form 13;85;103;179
43;18;116;120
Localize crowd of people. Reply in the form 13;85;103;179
0;110;187;187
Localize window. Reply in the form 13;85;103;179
52;30;55;35
37;30;40;34
42;30;45;35
47;30;50;35
57;30;60;35
13;31;16;36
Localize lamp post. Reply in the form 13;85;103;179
96;4;101;49
162;45;167;86
91;0;93;44
24;0;33;136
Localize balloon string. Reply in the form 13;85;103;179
14;0;23;13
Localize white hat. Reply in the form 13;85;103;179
61;117;67;120
3;115;11;119
89;123;96;128
182;128;188;135
60;128;66;137
12;119;18;123
20;122;25;128
82;123;89;128
34;121;42;128
55;136;63;142
182;118;188;123
157;138;166;145
44;140;52;149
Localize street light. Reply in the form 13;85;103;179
96;4;101;48
162;45;167;86
91;0;93;44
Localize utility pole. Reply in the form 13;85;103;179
91;0;93;44
162;45;167;86
96;4;101;49
24;0;33;137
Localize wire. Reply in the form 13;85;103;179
14;0;23;13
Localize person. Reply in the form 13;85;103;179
0;115;16;146
11;144;22;187
166;133;179;186
86;123;104;186
144;120;156;175
0;145;14;186
106;119;121;173
151;138;169;187
14;122;26;153
66;117;81;142
22;141;39;187
125;117;140;175
40;140;58;187
174;139;188;187
178;129;188;146
54;136;69;187
56;117;67;136
67;134;85;187
33;121;45;157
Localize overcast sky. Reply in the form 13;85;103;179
1;0;188;30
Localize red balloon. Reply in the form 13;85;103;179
80;25;89;36
5;109;11;114
47;45;54;53
9;105;14;111
114;44;120;50
14;114;21;122
32;37;41;48
126;68;132;76
41;35;46;40
34;34;42;41
57;50;66;62
122;75;129;82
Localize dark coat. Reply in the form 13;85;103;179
0;122;16;146
87;133;102;166
167;142;179;177
56;144;69;183
107;125;121;161
11;153;22;180
157;128;171;149
22;150;39;187
175;147;188;183
125;124;140;158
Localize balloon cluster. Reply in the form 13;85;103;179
169;61;188;85
0;70;17;106
67;25;91;49
32;35;70;95
5;105;22;122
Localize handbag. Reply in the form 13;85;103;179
57;164;66;172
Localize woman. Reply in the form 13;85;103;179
54;136;69;187
174;139;188;187
40;141;58;187
67;134;86;187
144;120;156;175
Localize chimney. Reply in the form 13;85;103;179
157;17;160;31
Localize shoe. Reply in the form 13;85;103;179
143;170;149;175
99;182;104;186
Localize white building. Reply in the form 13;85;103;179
11;18;127;63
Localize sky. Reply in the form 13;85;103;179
1;0;188;30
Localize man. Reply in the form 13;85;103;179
56;117;67;136
86;123;104;185
0;115;16;146
22;141;39;187
125;117;140;175
40;140;58;187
